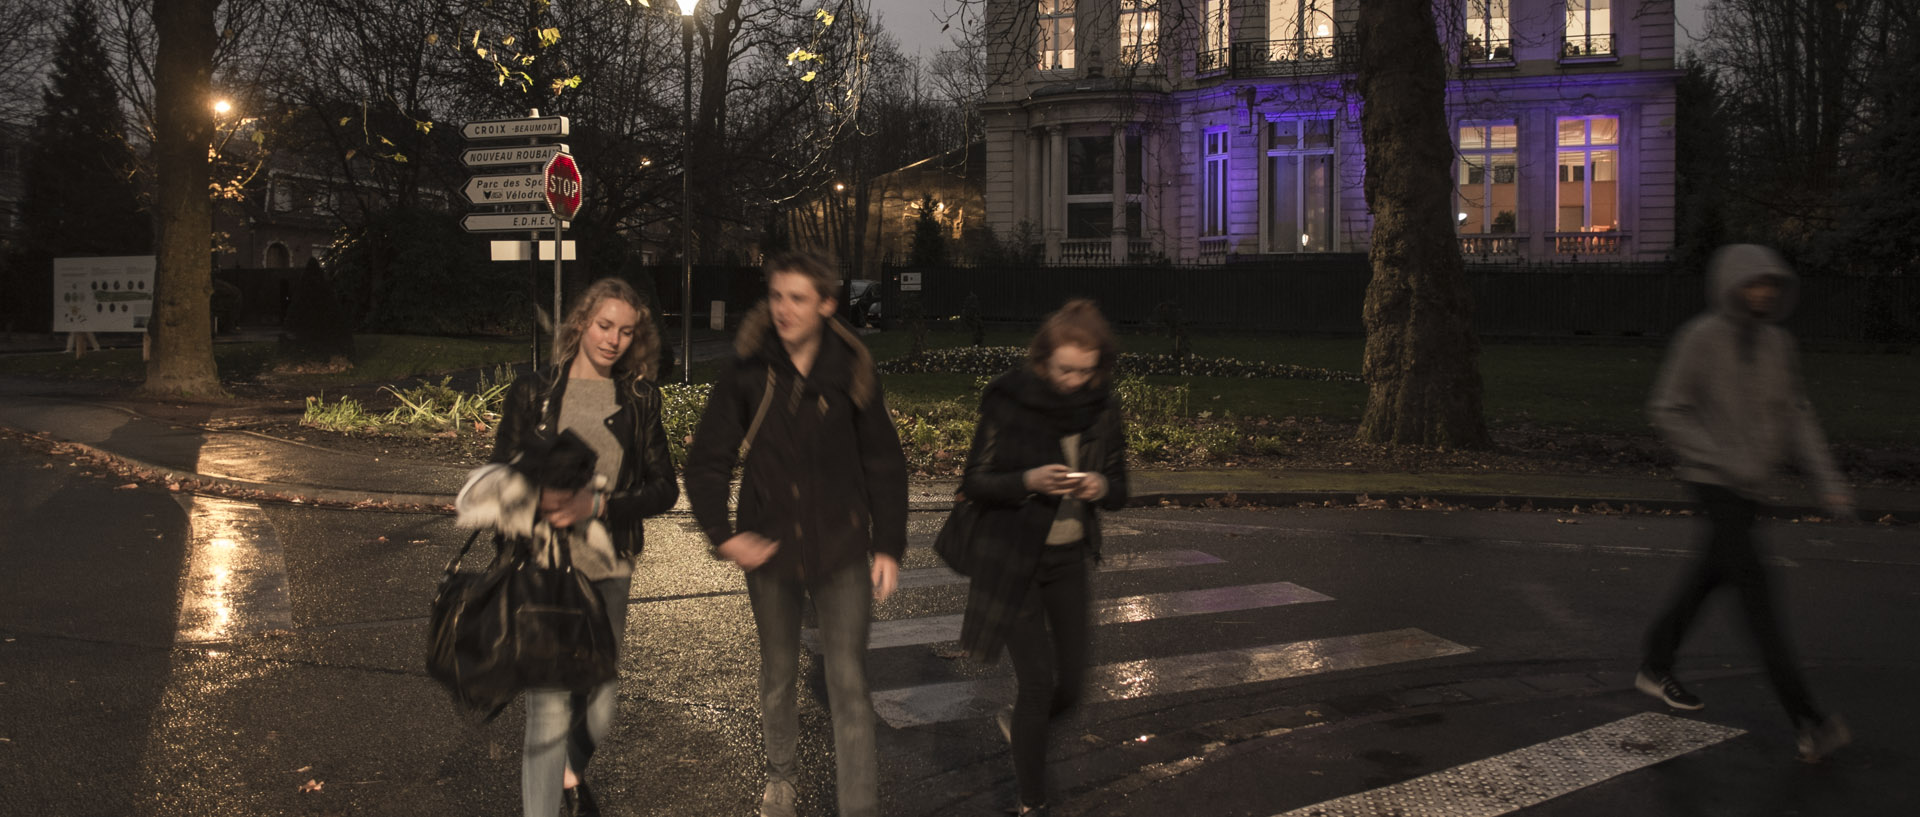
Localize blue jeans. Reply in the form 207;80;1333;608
745;561;880;817
523;576;630;817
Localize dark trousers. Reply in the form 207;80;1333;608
1643;483;1821;724
1004;543;1091;807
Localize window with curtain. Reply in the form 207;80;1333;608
1119;0;1159;65
1204;128;1229;236
1266;117;1335;253
1457;122;1518;234
1037;0;1076;70
1556;116;1620;232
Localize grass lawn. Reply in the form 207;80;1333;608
0;335;530;390
861;327;1917;445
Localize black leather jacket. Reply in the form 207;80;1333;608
491;364;679;559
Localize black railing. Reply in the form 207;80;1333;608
1196;47;1229;75
1462;37;1513;64
1561;33;1615;59
1229;34;1356;78
878;260;1920;341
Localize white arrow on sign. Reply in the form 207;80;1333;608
462;116;568;141
462;173;546;205
461;143;568;169
461;212;558;233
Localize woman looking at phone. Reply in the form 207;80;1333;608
955;299;1129;816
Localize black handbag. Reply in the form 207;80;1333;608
933;493;982;576
426;527;619;721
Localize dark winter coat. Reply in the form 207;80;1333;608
684;304;909;580
491;364;680;559
957;368;1128;664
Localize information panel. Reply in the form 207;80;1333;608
53;255;156;333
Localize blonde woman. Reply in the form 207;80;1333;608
490;278;679;816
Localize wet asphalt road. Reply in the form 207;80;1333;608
3;436;1917;817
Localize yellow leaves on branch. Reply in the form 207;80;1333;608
787;48;819;65
815;9;834;26
537;27;561;48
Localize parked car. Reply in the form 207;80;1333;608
847;278;882;327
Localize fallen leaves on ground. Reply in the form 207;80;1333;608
298;779;324;793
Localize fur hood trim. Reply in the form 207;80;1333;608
733;302;877;408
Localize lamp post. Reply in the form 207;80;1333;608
677;0;698;383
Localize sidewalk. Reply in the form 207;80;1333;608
3;387;1916;523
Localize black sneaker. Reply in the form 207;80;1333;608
1635;669;1705;710
1796;714;1851;763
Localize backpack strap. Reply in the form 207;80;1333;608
738;366;776;462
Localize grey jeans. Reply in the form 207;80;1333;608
523;575;630;817
745;560;880;817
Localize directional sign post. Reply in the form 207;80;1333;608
461;212;557;233
460;110;575;370
460;143;568;169
461;115;569;141
462;172;547;205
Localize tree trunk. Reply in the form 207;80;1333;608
1354;0;1490;448
143;0;221;398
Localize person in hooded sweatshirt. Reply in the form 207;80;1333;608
956;299;1129;816
1635;243;1853;762
684;250;907;817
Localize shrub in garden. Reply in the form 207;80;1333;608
877;346;1359;382
280;258;355;363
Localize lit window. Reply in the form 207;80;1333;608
1269;0;1334;43
1266;117;1335;253
1457;122;1518;234
1206;0;1229;54
1203;128;1229;237
1037;0;1076;71
1465;0;1511;61
1556;116;1619;232
1119;0;1159;65
1564;0;1613;57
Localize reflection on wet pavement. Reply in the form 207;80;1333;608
872;628;1472;728
894;549;1225;591
819;582;1332;652
173;496;291;643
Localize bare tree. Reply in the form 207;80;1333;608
0;0;58;127
1354;0;1490;448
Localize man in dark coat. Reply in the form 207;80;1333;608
684;251;907;817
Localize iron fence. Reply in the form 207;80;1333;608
877;259;1918;342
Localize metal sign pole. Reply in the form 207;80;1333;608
527;109;542;370
553;218;564;358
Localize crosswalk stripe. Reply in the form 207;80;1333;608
173;496;292;643
872;627;1471;728
822;582;1333;652
1271;712;1745;817
895;548;1224;591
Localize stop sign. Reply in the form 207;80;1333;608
543;151;583;222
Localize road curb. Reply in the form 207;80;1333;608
6;427;456;512
5;421;1909;524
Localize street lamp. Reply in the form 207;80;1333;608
678;0;698;383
